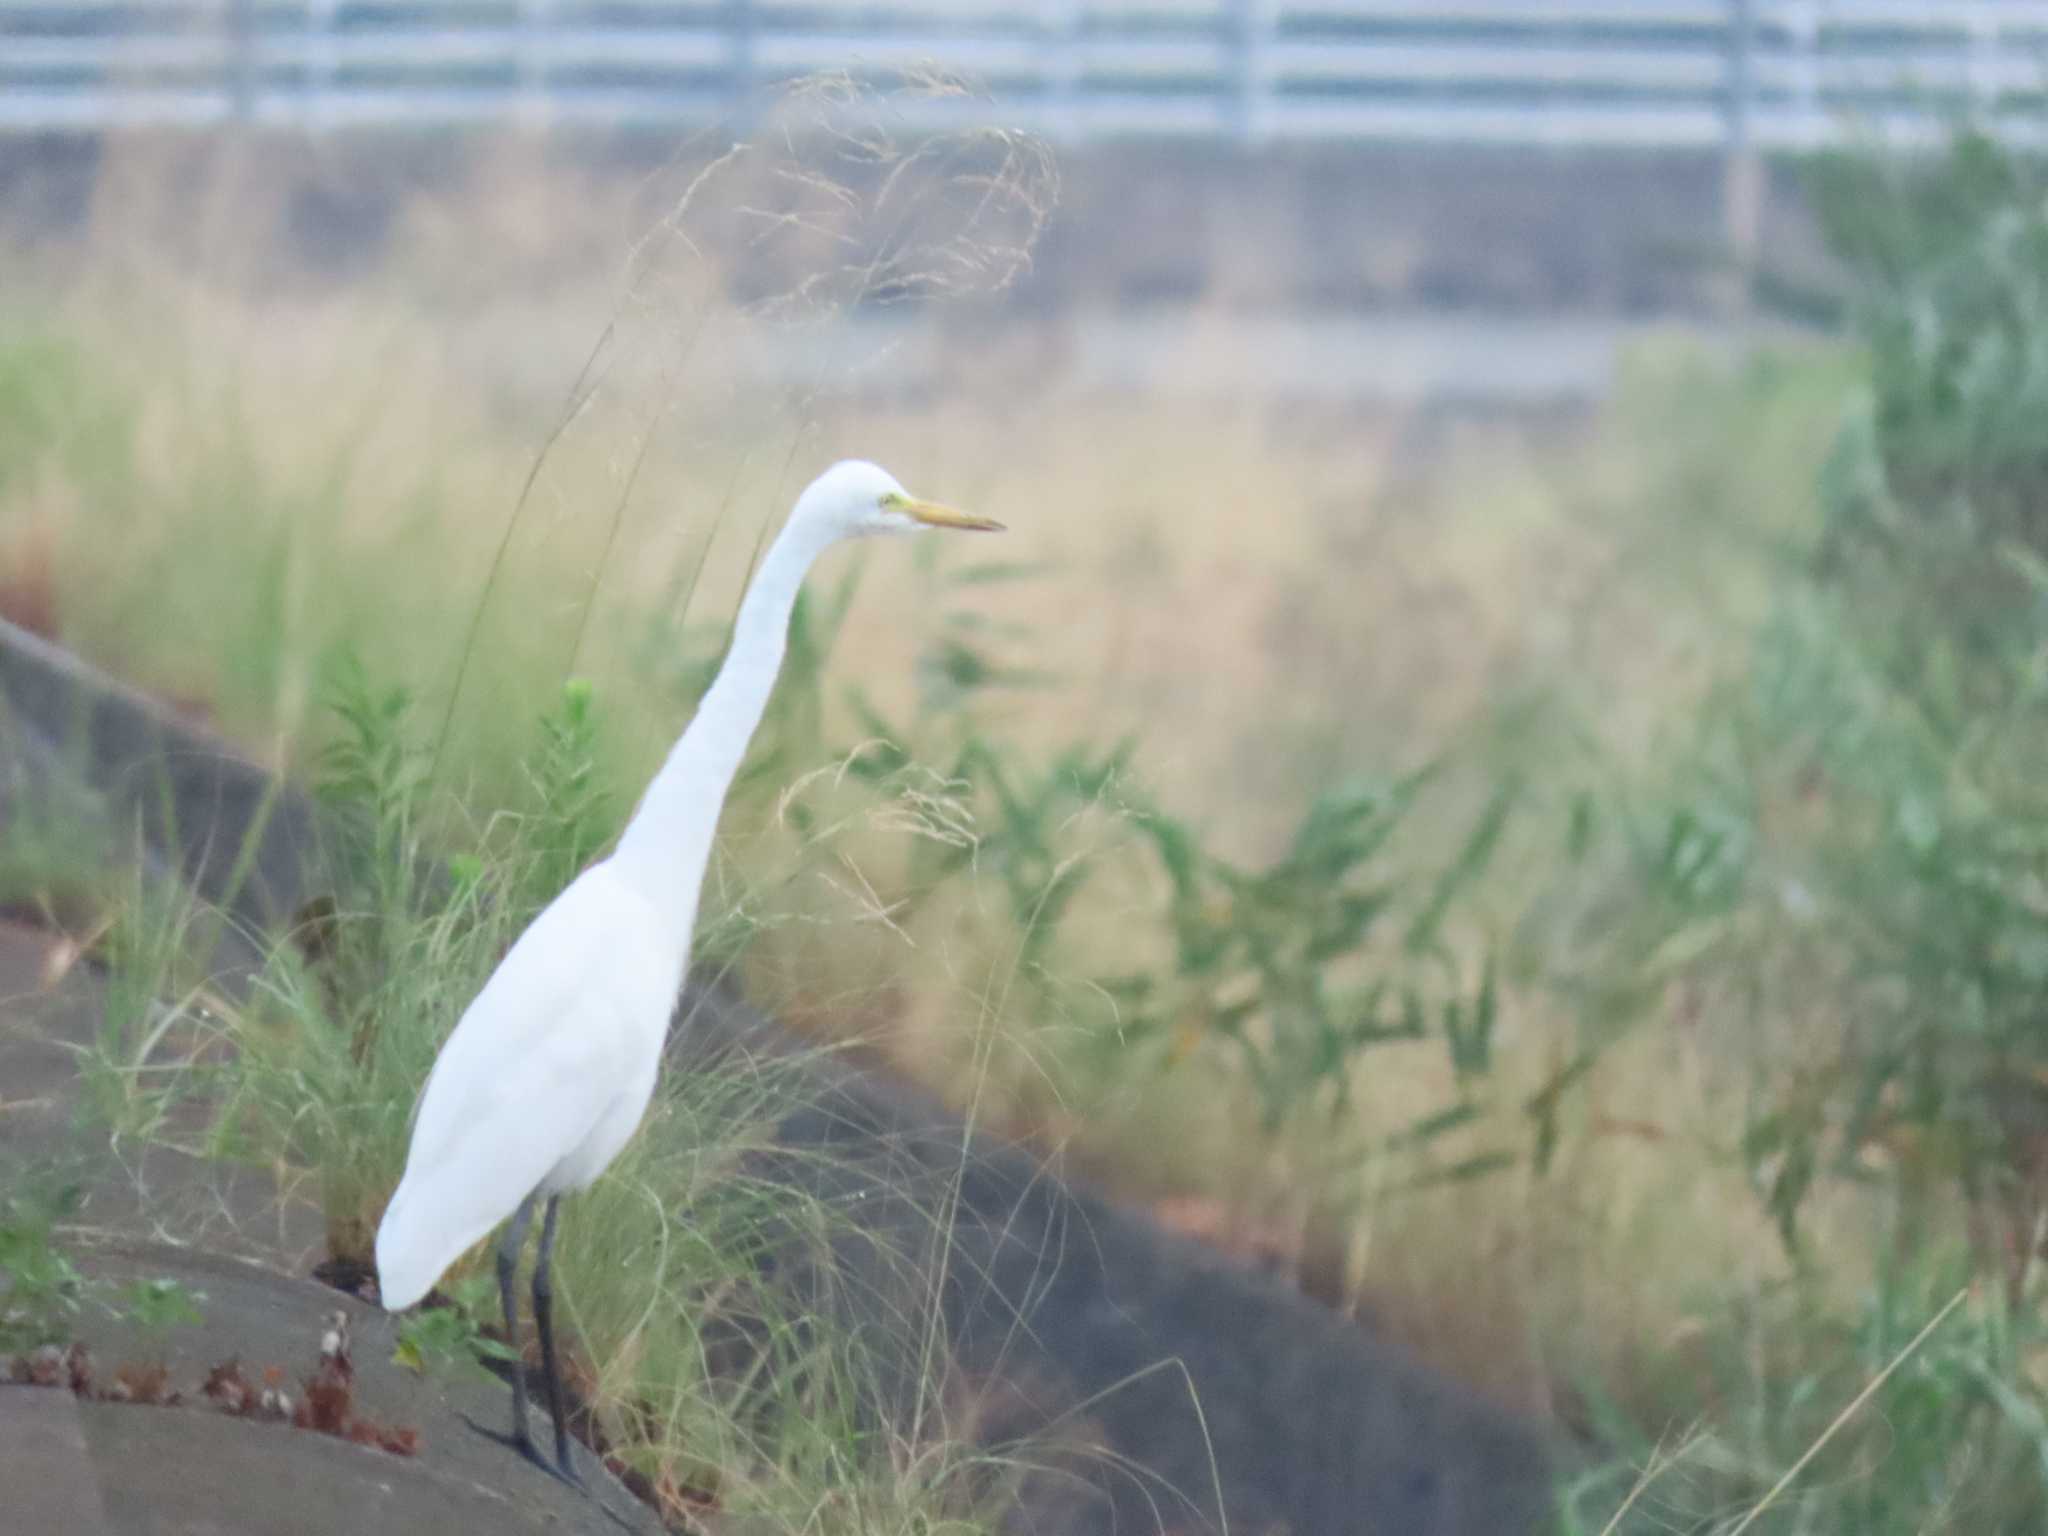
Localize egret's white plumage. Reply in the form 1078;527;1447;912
371;460;1000;1479
375;860;682;1309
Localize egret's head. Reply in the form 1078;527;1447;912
792;460;1003;542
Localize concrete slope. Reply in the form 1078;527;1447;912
0;916;663;1534
3;1233;664;1536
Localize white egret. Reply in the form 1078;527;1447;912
374;460;1001;1480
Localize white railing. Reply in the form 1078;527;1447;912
5;0;2048;144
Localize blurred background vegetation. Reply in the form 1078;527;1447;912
11;95;2048;1531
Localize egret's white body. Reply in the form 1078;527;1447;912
375;861;681;1308
371;460;999;1480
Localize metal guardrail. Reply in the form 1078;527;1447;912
4;0;2048;143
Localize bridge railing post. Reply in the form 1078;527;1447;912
1228;0;1272;146
1722;0;1760;307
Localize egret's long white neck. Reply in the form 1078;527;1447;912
609;511;839;925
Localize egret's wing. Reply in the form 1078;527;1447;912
374;868;653;1309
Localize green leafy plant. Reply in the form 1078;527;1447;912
392;1273;518;1383
1543;125;2048;1536
518;677;619;910
0;1183;88;1351
117;1276;205;1341
1709;134;2048;1281
1109;772;1514;1139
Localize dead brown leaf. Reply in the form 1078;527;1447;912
203;1358;254;1415
107;1360;179;1406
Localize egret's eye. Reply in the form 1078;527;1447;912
877;491;906;511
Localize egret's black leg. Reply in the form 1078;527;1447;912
532;1194;577;1481
496;1192;541;1465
